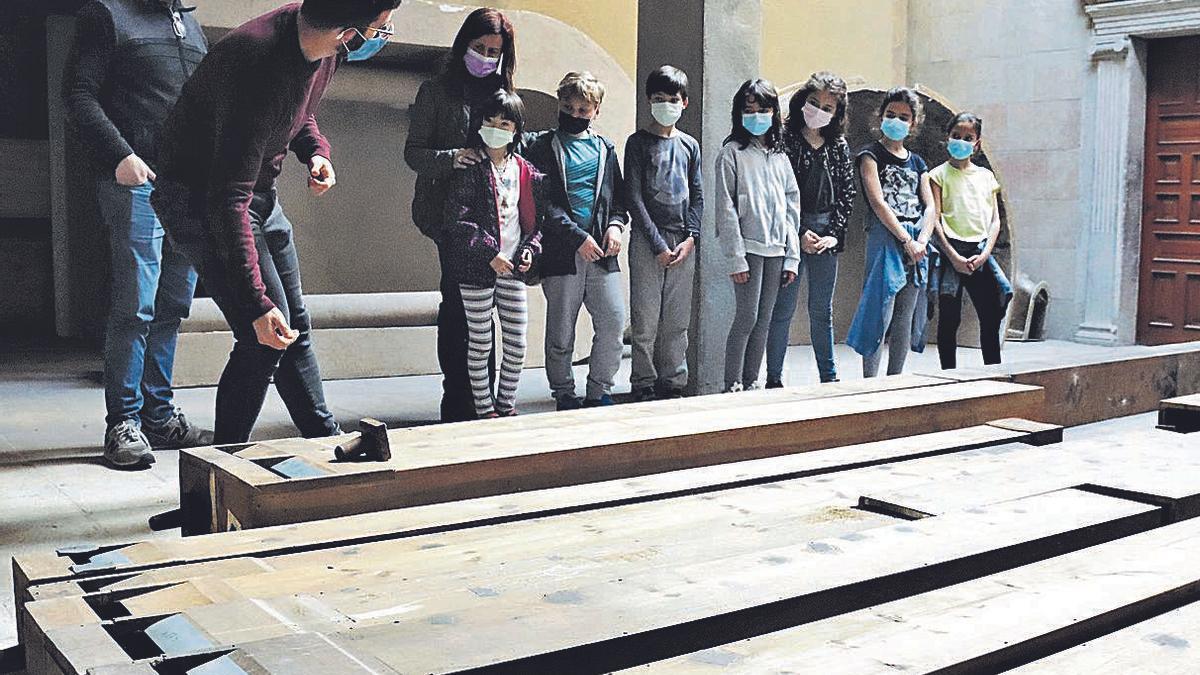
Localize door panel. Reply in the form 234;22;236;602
1138;36;1200;344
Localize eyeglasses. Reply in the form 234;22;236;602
353;22;394;41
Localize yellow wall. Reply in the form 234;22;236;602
762;0;907;92
491;0;639;77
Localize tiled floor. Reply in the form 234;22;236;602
0;339;1147;652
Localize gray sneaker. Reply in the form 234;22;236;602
142;410;215;450
104;420;155;468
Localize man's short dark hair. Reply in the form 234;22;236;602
646;65;688;100
301;0;403;30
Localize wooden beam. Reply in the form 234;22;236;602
25;487;1152;672
181;380;1043;533
16;421;1051;610
630;515;1200;674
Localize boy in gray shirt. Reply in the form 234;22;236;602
625;66;704;400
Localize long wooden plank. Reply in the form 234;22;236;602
175;375;952;534
16;420;1060;610
860;428;1200;520
1009;601;1200;674
1159;393;1200;432
29;433;1068;643
28;491;1158;674
13;420;1054;612
628;511;1200;674
190;380;1043;532
921;342;1200;426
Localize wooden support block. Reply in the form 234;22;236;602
22;491;1158;674
15;420;1051;615
1159;393;1200;433
631;511;1200;674
181;380;1043;532
919;342;1200;427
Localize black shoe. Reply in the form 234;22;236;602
766;379;784;390
632;386;657;403
659;387;685;399
141;411;214;450
556;395;584;411
583;394;615;407
104;420;154;468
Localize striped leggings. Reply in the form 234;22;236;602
461;276;528;415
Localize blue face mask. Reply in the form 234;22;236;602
344;26;389;62
880;117;910;141
947;138;976;160
742;112;773;137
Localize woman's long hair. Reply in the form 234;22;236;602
725;78;784;151
444;8;516;93
785;71;849;142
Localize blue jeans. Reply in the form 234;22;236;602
153;183;339;444
97;180;197;429
766;251;839;383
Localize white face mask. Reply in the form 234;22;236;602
802;102;834;130
478;126;515;149
650;101;684;127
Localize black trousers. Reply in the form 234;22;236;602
937;268;1006;370
154;184;340;443
437;244;494;422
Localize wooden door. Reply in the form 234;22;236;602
1138;36;1200;345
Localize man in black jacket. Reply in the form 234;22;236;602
63;0;212;468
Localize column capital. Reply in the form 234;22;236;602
1089;35;1132;61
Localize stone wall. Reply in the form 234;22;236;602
905;0;1094;340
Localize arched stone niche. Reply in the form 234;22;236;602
776;84;1015;351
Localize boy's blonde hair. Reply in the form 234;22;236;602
557;71;606;107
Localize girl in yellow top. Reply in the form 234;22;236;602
929;112;1012;369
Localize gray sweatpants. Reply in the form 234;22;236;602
542;252;627;401
862;281;921;377
725;254;785;390
630;229;695;391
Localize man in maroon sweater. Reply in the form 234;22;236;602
152;0;400;443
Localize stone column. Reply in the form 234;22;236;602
1075;38;1136;346
637;0;762;394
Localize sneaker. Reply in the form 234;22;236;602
481;411;501;419
725;382;744;393
583;394;615;407
659;387;685;399
744;381;762;391
497;408;519;417
632;386;657;403
766;379;784;390
104;420;154;468
556;395;584;411
141;410;215;450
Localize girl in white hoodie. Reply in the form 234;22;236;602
715;79;802;392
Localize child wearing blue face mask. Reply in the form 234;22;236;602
847;87;937;378
714;79;802;393
929;112;1013;369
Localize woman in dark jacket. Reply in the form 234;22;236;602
405;7;517;421
443;91;545;418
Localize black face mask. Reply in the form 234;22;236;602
558;111;592;135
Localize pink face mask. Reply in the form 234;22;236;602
464;48;501;78
802;102;834;130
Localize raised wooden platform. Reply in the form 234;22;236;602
17;424;1200;675
920;342;1200;427
177;377;1043;534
